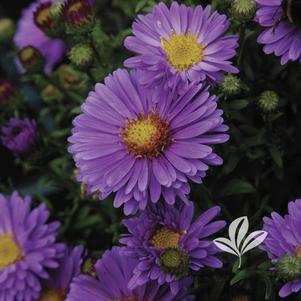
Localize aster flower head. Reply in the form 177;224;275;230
124;1;239;90
14;0;67;74
262;199;301;297
39;246;85;301
120;202;225;294
255;0;301;64
66;247;194;301
68;69;229;215
0;192;65;300
1;117;38;156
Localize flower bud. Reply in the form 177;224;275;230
220;74;242;96
57;64;89;93
68;44;94;68
18;46;45;73
0;18;15;42
42;84;64;103
0;80;16;105
258;90;279;113
276;254;301;281
230;0;256;20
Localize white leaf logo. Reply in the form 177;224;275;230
214;216;268;268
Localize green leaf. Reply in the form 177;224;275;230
230;269;251;285
229;99;249;111
269;146;283;168
220;179;256;197
135;0;148;13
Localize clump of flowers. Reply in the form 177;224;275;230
120;202;225;294
1;117;38;155
0;192;65;300
14;0;67;74
262;199;301;297
124;1;239;90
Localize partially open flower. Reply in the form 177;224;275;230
34;1;62;38
61;0;94;33
18;46;45;73
57;64;89;93
0;80;16;105
42;84;64;103
1;117;38;156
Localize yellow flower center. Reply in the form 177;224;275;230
295;246;301;261
121;112;171;158
0;234;22;269
39;290;66;301
161;32;205;72
35;3;51;27
19;47;36;62
68;2;83;13
151;228;181;249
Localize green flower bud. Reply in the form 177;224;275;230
276;254;301;281
220;74;242;96
230;0;256;20
160;248;188;277
49;2;64;19
41;84;64;103
258;90;279;113
69;44;94;68
0;18;15;42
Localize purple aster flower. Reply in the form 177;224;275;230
14;0;67;74
66;247;194;301
38;246;85;301
1;117;38;156
0;192;65;301
124;1;239;90
120;202;225;295
255;0;301;64
68;69;229;215
262;199;301;298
